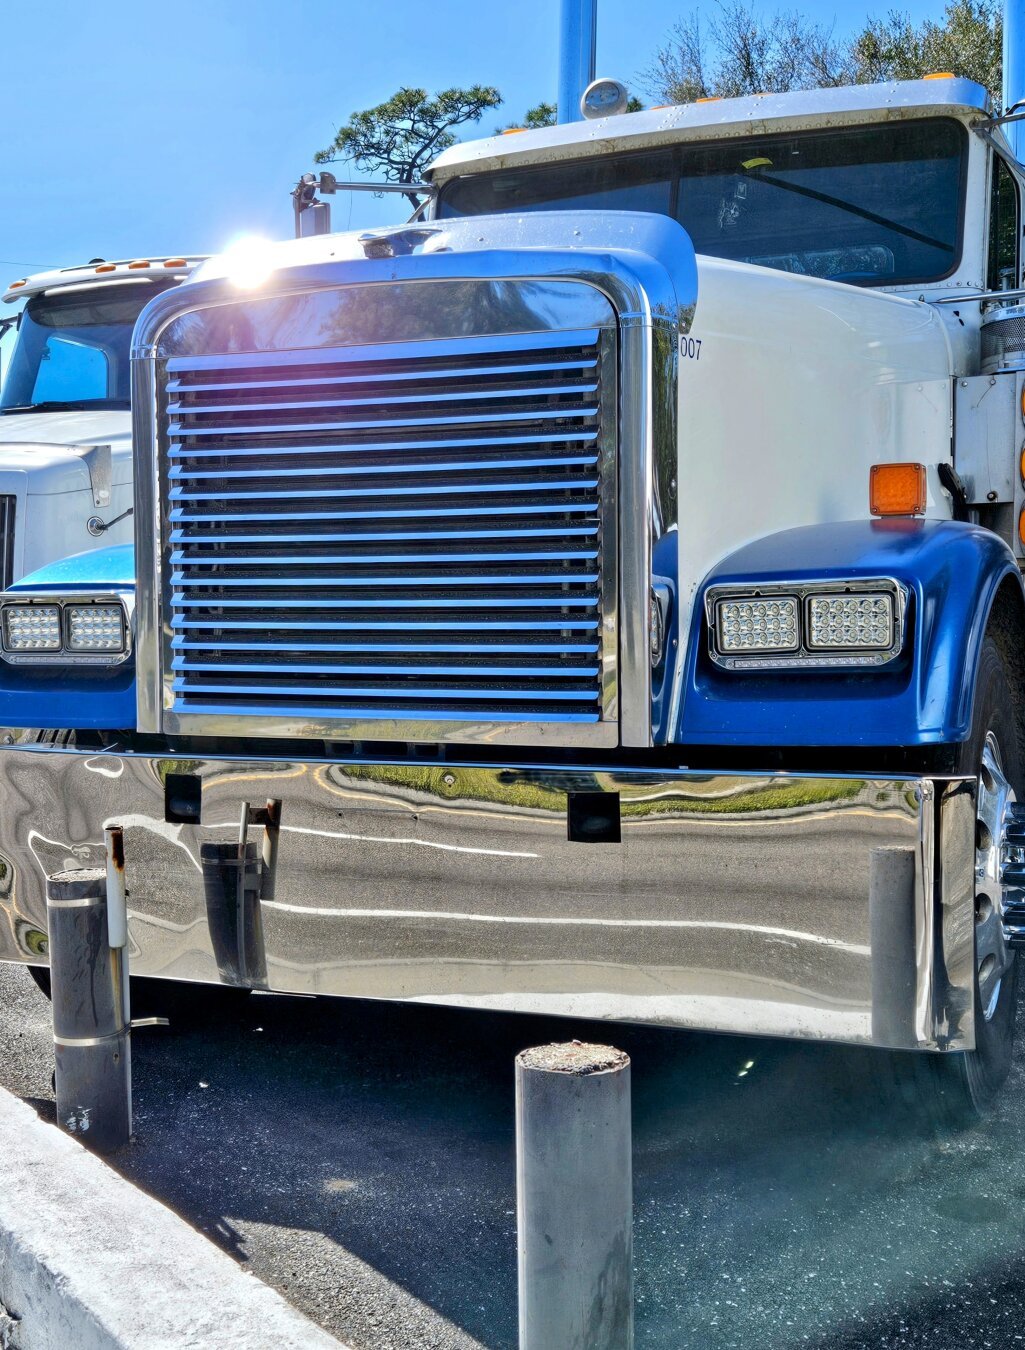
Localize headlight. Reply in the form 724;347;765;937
716;597;799;654
3;604;61;652
0;595;131;664
66;605;126;653
806;593;894;651
706;580;905;670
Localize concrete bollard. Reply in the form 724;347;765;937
46;867;131;1153
516;1041;633;1350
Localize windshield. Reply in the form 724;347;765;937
0;279;175;414
438;117;967;287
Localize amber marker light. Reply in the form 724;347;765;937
1020;508;1025;550
127;260;151;269
870;462;927;516
163;258;188;268
923;72;955;79
8;280;25;289
94;264;116;273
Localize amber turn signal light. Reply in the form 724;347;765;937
870;463;927;517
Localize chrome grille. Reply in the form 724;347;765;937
160;328;617;739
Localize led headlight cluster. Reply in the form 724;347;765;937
3;605;61;652
717;598;799;653
707;581;904;670
66;605;126;652
807;594;893;650
0;596;130;664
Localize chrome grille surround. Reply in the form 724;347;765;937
159;328;617;742
0;496;15;590
133;215;698;747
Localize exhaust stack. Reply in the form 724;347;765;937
558;0;597;123
1004;0;1025;158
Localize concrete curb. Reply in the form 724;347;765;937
0;1086;348;1349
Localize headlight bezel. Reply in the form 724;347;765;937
705;578;907;671
0;593;133;665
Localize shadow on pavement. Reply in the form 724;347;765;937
10;970;1025;1349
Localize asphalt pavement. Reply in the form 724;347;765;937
1;964;1024;1349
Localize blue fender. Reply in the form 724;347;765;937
0;544;136;730
676;519;1024;748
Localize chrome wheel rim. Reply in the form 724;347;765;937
976;732;1015;1021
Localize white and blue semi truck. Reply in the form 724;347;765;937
3;33;1025;1120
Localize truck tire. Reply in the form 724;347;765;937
896;636;1020;1126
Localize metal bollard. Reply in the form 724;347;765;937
46;864;131;1153
516;1041;633;1350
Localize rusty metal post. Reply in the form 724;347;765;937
516;1041;633;1350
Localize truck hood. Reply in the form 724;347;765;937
0;409;133;490
11;542;135;592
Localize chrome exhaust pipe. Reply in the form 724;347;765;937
1004;0;1025;158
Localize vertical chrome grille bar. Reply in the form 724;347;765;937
0;497;16;590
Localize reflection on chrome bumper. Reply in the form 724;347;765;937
0;745;976;1052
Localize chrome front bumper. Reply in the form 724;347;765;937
0;744;976;1052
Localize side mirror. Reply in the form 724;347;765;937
298;201;332;237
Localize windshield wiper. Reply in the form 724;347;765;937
0;400;94;414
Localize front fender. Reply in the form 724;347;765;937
676;519;1022;748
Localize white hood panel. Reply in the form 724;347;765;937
0;410;133;489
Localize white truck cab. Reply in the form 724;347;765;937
0;257;204;584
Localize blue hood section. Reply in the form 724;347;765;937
677;519;1023;748
12;543;136;593
0;543;136;731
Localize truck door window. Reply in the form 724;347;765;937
987;154;1019;291
31;335;108;404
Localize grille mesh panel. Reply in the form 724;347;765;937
161;329;614;727
981;312;1025;371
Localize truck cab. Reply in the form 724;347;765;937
0;257;203;583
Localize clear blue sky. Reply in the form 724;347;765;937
0;0;945;277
